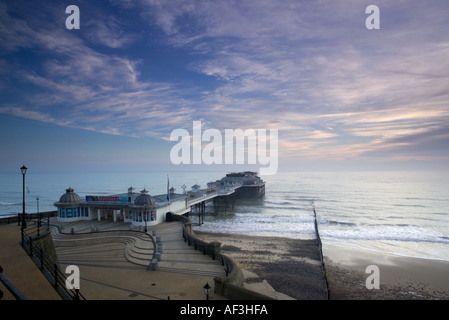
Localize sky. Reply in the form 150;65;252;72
1;0;449;174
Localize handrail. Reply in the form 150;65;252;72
178;219;237;279
20;219;86;300
0;265;27;300
0;211;57;226
181;226;231;274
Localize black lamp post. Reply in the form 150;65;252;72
20;165;27;229
144;203;148;233
203;282;211;300
37;197;40;236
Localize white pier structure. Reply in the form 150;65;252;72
54;182;241;228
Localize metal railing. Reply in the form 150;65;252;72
181;225;232;276
20;219;86;300
0;211;57;226
0;265;27;300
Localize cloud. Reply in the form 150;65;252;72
1;0;449;167
84;17;139;48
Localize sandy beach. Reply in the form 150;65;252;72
195;231;449;300
323;244;449;300
195;231;329;300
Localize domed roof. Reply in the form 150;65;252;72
134;189;155;207
59;187;81;203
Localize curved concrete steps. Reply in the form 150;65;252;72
51;220;226;277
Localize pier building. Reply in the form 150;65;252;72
53;172;264;227
219;171;265;198
54;186;188;228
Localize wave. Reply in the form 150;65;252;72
0;202;21;206
265;200;292;205
393;204;426;208
318;219;358;227
263;205;307;211
319;227;449;244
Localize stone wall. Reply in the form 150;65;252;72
173;214;274;300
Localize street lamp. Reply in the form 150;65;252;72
37;197;40;236
144;203;148;233
20;165;27;229
203;282;211;300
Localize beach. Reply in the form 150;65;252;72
324;244;449;300
195;231;449;300
195;231;328;300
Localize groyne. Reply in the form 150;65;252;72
313;206;330;299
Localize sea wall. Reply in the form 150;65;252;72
33;231;59;267
173;214;274;300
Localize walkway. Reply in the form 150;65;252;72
0;224;61;300
51;219;228;300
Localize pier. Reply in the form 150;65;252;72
52;178;243;230
0;172;284;300
182;183;241;225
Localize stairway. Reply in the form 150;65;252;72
51;220;226;277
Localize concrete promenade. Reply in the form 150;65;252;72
1;218;287;300
52;219;228;300
0;224;61;300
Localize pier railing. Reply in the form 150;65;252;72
20;220;86;300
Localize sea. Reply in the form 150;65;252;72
1;170;448;262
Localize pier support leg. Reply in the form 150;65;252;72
202;202;205;225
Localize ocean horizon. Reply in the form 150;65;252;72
1;169;448;262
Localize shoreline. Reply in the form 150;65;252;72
195;231;449;300
323;244;449;300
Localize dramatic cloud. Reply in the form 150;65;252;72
1;0;449;169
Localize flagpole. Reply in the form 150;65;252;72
167;174;171;212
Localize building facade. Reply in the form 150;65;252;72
54;186;187;227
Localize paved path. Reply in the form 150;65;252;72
52;220;228;300
1;218;289;300
0;224;61;300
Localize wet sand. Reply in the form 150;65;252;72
195;231;328;300
195;231;449;300
323;244;449;300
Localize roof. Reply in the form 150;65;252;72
134;189;156;207
58;187;81;203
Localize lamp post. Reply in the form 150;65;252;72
203;282;211;300
37;197;40;236
144;203;148;233
20;165;27;229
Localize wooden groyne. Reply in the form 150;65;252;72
313;206;330;300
